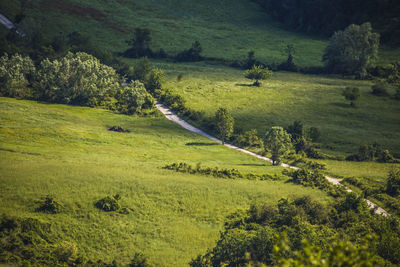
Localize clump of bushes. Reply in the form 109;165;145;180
35;196;63;214
371;81;389;96
95;195;121;212
175;41;203;62
163;162;279;181
233;129;264;149
0;52;156;115
346;142;398;163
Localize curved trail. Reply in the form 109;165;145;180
0;11;388;217
156;102;389;216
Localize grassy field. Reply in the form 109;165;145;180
0;97;331;266
1;0;399;67
157;62;400;181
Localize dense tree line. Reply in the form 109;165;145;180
0;52;155;115
191;194;400;266
252;0;400;45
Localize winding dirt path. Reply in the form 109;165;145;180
156;102;389;216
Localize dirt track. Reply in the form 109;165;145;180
156;101;389;216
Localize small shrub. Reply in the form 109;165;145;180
342;86;360;107
371;82;389;96
129;252;151;267
36;196;62;214
108;126;130;133
95;196;120;212
386;168;400;196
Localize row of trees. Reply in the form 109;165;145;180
0;52;155;114
253;0;400;45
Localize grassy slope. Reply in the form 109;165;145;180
1;0;398;66
0;97;330;266
160;62;400;180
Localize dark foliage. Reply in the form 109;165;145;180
252;0;400;45
371;82;389;96
191;195;400;266
95;196;120;212
386;167;400;197
175;41;203;62
35;196;63;214
123;28;153;58
108;126;130;133
346;142;398;163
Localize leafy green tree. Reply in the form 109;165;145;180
124;28;152;58
265;126;292;165
128;57;153;82
35;52;120;106
323;22;379;78
245;65;272;86
0;53;35;99
342;86;361;107
215;108;234;145
145;68;164;93
116;81;147;115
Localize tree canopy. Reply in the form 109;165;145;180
265;126;292;165
215;108;234;145
244;65;272;86
323;22;379;78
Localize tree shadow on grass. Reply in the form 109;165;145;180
185;142;219;146
237;163;267;167
331;102;352;108
235;83;254;87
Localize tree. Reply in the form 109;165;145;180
116;81;148;115
265;126;292;165
342;86;361;107
0;53;35;99
323;22;379;78
124;28;152;58
244;65;272;86
35;52;120;106
280;44;297;71
215;108;234;145
145;68;164;93
128;57;153;82
175;41;203;62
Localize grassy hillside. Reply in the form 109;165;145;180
0;97;330;266
1;0;398;67
159;62;400;180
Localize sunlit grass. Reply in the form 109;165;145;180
0;97;330;266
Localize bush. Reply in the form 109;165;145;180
129;252;151;267
307;127;321;142
35;196;63;214
386;168;400;197
175;41;203;62
371;82;389;96
95;196;120;212
116;81;148;115
0;53;35;99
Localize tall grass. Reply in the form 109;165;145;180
0;97;330;266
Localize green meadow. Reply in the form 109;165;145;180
159;62;400;181
0;97;330;266
1;0;399;66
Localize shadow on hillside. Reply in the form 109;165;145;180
185;142;219;146
235;83;254;87
331;102;352;108
238;163;267;167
